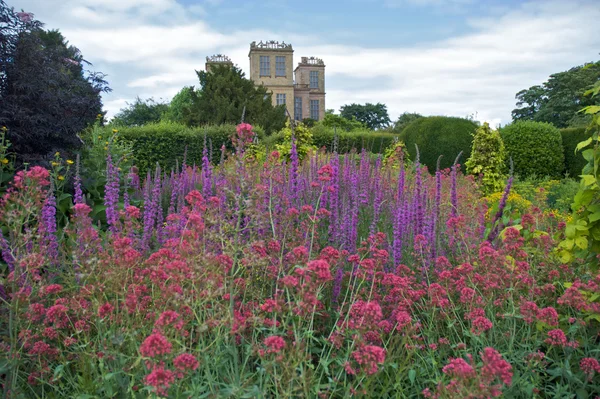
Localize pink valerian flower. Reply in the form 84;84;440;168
348;300;383;329
350;345;386;375
140;332;172;358
580;358;600;381
536;307;559;327
43;284;63;295
481;348;513;386
98;302;114;319
145;366;175;397
442;357;475;379
471;316;493;336
519;301;538;324
395;310;412;330
307;259;332;282
232;123;255;149
317;164;334;182
173;353;199;372
545;329;567;346
263;335;286;354
155;311;184;330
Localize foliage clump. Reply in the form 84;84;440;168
275;121;316;161
561;127;594;178
399;116;477;172
465;122;506;194
382;139;410;169
499;121;564;179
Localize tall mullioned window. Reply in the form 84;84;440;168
275;56;286;76
276;93;286;106
310;71;319;88
294;97;302;120
310;99;319;120
260;56;270;76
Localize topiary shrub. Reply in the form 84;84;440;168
499;121;564;178
465;122;506;194
399;116;477;172
561;127;593;178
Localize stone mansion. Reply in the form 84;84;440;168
205;40;326;121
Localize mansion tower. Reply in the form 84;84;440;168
205;41;326;121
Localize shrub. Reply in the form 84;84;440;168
561;127;593;178
399;116;477;172
499;121;564;178
109;122;265;173
465;122;506;194
275;121;316;161
310;125;399;154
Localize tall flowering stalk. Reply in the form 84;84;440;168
432;156;443;262
104;153;120;233
289;136;299;207
73;154;83;205
488;159;514;243
40;184;59;265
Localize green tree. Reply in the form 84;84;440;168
339;103;391;130
392;112;423;133
163;86;196;124
465;122;506;194
0;3;109;162
111;97;169;127
512;61;600;128
188;64;286;134
111;97;169;126
318;110;365;131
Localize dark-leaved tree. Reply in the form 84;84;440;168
111;97;169;127
339;103;391;130
512;61;600;128
392;112;423;133
188;64;286;134
0;1;110;163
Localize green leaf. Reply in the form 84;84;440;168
575;236;588;249
576;137;593;151
581;175;597;187
408;369;416;384
589;212;600;223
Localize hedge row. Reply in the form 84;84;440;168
561;127;593;178
111;122;264;173
262;126;400;155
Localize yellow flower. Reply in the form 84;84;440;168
104;146;108;151
55;152;60;157
97;114;103;118
112;129;118;133
1;126;6;131
98;135;102;139
66;159;74;165
51;161;60;167
57;175;65;181
1;158;8;165
105;141;109;145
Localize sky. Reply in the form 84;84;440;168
12;0;600;126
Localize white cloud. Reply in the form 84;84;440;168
15;0;600;124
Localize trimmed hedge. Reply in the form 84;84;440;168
263;125;399;155
109;122;265;173
499;121;564;178
399;116;477;172
561;127;593;178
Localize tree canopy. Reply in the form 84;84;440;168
512;61;600;128
162;86;196;124
392;112;423;133
111;97;169;127
339;103;391;130
0;2;109;162
187;64;286;134
318;110;365;131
